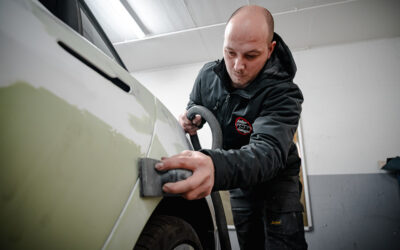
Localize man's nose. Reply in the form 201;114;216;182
234;57;245;71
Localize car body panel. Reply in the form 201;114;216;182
104;100;192;250
0;82;145;249
0;0;194;249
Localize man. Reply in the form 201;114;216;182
155;5;307;250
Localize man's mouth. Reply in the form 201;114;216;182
234;72;245;78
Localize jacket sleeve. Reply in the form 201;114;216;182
201;82;303;191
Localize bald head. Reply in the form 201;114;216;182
223;5;277;88
228;5;274;42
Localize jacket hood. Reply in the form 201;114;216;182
213;33;297;98
262;33;297;82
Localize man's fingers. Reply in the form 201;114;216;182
192;114;202;126
159;150;191;161
183;122;199;135
183;119;194;126
186;114;201;126
155;155;195;172
162;171;209;199
185;123;197;131
162;175;198;194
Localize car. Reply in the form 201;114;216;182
0;0;228;249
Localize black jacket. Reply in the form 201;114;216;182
188;33;304;212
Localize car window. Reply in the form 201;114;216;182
79;6;115;61
39;0;127;70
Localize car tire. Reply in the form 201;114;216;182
134;215;203;250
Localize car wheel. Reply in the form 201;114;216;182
134;215;203;250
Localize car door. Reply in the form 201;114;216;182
0;0;191;249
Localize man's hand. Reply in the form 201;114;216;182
179;110;202;135
155;150;214;200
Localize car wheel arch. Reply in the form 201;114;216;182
147;196;217;250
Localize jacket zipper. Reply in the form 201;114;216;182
222;93;231;125
219;93;231;148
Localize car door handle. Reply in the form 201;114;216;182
58;41;131;93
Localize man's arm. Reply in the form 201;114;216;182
158;81;302;199
202;81;303;191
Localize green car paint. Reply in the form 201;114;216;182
0;82;151;249
102;98;192;250
1;1;201;249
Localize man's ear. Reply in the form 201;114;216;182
267;41;277;59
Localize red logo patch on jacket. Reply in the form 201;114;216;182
235;117;252;135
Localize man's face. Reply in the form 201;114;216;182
223;21;275;89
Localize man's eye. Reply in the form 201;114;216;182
228;51;235;56
246;54;257;59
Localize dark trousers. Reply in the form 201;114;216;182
230;188;308;250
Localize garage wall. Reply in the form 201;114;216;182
132;62;203;118
292;36;400;249
295;37;400;176
132;36;400;249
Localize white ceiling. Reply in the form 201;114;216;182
89;0;400;72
